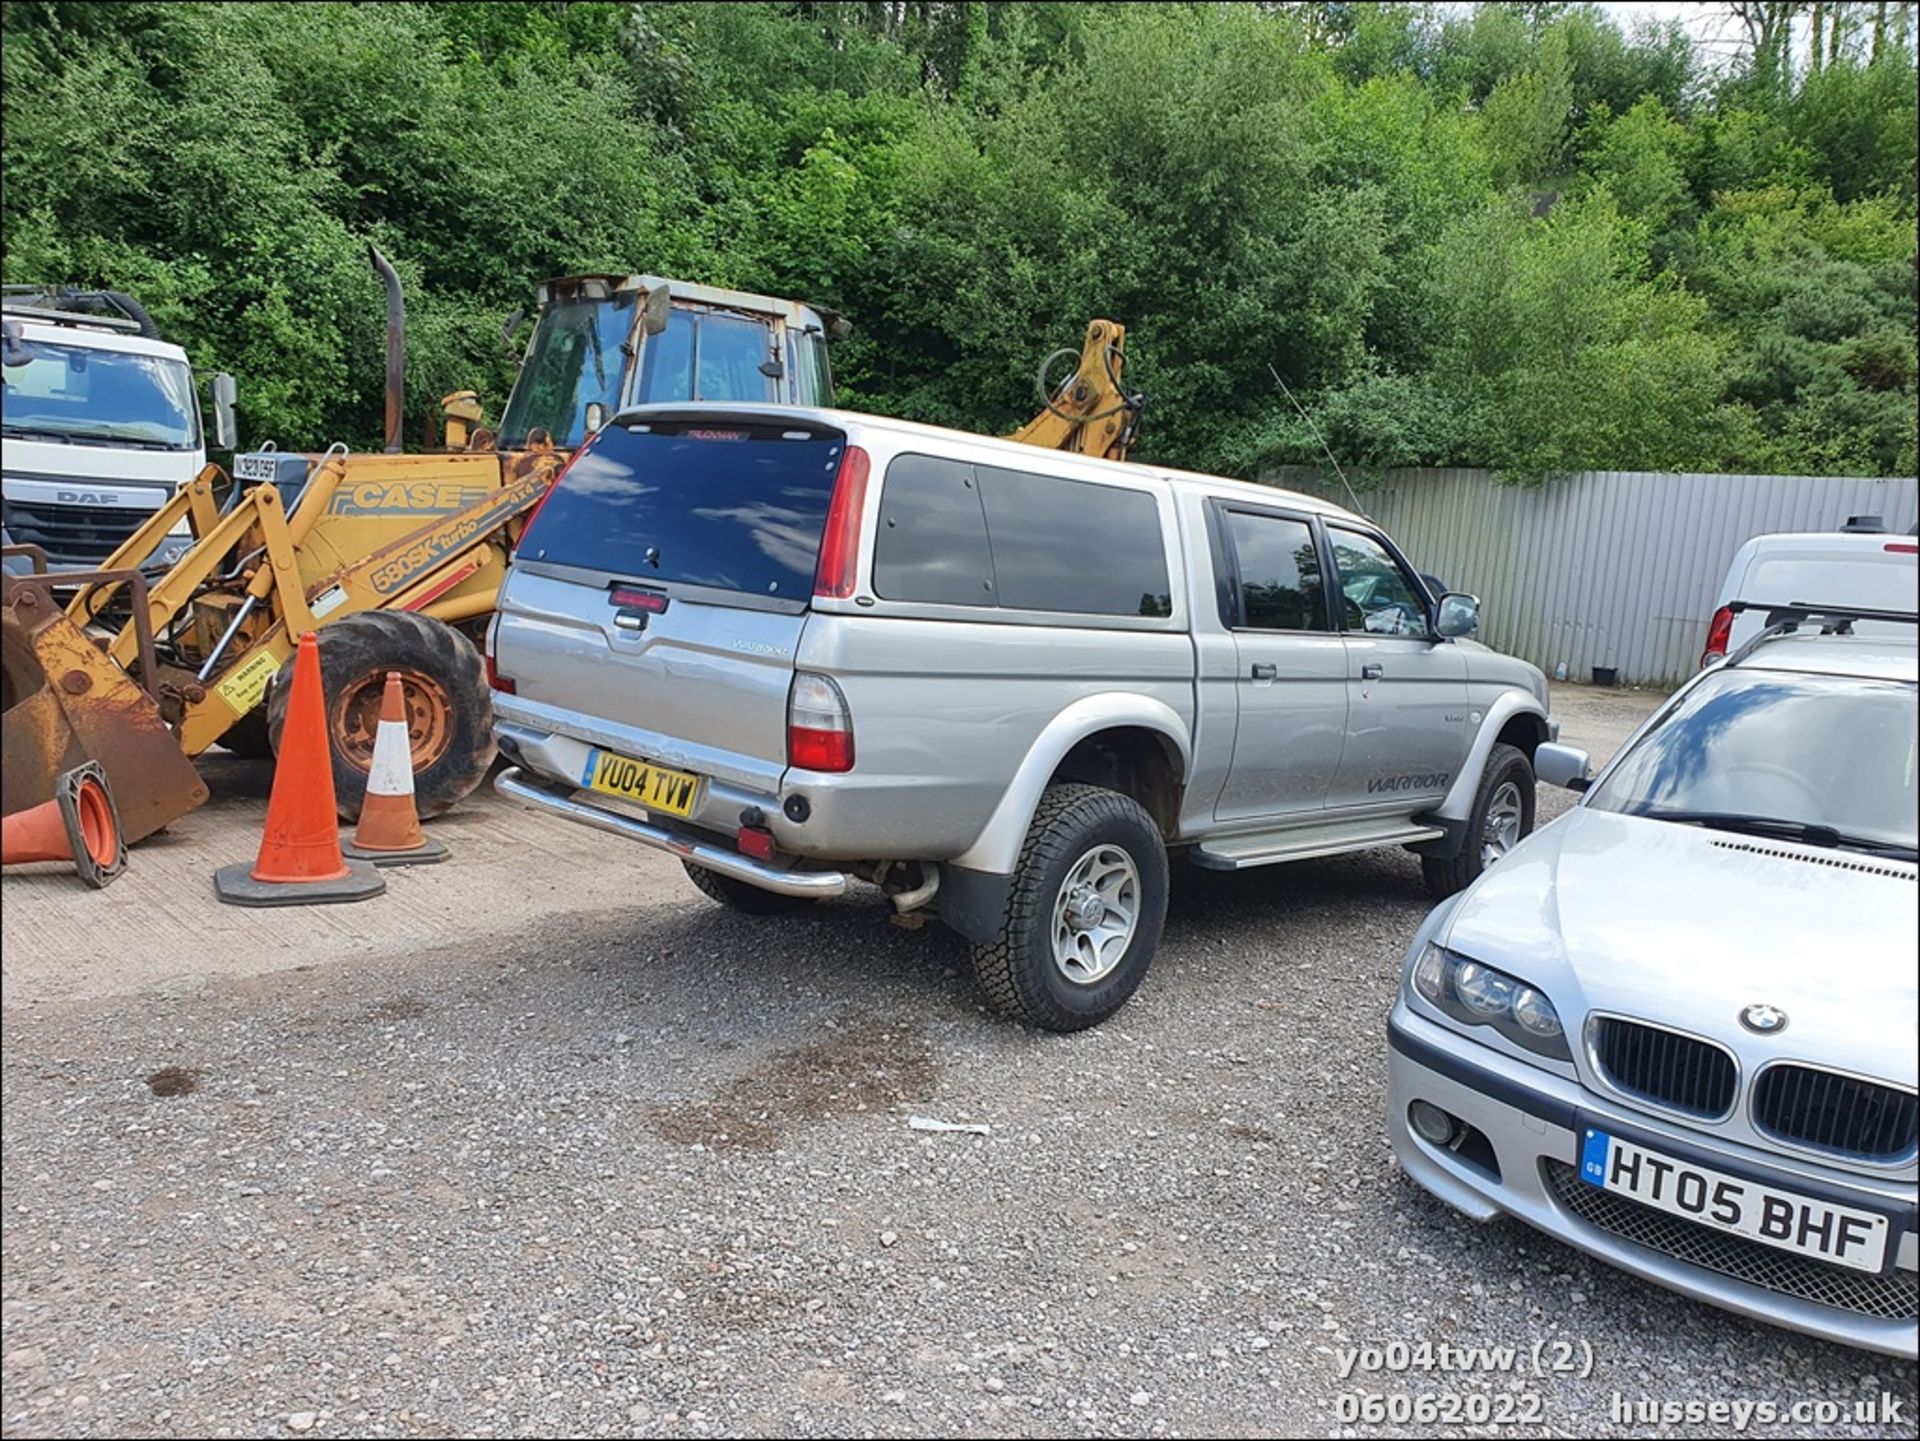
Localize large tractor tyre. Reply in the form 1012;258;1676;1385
218;705;276;759
265;610;495;823
969;783;1169;1033
1421;742;1536;899
681;860;818;915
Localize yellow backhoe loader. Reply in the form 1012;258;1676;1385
2;250;1142;844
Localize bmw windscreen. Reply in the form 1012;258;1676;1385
1584;667;1918;860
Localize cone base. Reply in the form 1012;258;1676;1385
341;835;451;867
214;858;386;907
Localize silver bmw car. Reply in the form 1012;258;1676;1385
1386;610;1918;1357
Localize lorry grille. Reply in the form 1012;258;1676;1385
1;497;149;567
1752;1065;1918;1164
1589;1017;1737;1119
1544;1160;1917;1322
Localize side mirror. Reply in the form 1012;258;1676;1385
1;318;31;369
500;307;525;359
210;372;238;451
641;285;672;337
1535;743;1593;792
584;401;607;435
1435;591;1480;639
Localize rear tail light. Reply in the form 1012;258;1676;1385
788;672;854;772
1700;604;1734;668
485;653;516;695
1887;542;1918;554
812;445;871;600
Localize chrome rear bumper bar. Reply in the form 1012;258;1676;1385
493;766;849;900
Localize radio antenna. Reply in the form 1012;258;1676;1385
1267;362;1369;520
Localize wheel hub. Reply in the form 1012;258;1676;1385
1481;779;1524;866
1050;845;1141;987
329;665;453;774
1065;886;1106;930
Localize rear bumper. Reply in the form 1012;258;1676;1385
493;766;848;899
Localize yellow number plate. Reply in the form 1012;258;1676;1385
583;749;703;818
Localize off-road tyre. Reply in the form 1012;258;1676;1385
1421;742;1535;898
969;783;1168;1032
265;609;493;822
681;859;817;915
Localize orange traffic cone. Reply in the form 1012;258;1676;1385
214;632;385;907
341;671;449;867
1;762;127;889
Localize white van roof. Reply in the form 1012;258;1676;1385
7;312;189;362
1717;530;1920;614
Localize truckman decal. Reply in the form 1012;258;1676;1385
328;482;494;517
1368;771;1451;794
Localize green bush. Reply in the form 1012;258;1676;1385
3;1;1912;480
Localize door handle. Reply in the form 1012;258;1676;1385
1361;662;1384;681
1249;662;1277;681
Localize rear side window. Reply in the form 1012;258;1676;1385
1222;510;1328;631
518;421;845;599
976;466;1171;616
871;455;994;605
872;456;1172;617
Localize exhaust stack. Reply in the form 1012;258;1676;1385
367;244;405;453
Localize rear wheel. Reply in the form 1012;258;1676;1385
265;610;494;822
970;783;1168;1032
681;860;817;915
1421;742;1535;898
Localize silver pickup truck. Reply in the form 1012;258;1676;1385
488;404;1553;1030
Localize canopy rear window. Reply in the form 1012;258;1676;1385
518;421;846;601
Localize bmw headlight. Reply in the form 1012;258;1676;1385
1411;944;1570;1060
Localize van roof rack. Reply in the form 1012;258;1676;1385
1;286;158;337
0;300;144;334
1720;602;1918;669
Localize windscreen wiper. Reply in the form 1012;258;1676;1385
1636;809;1917;860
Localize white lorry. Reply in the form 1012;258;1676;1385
1;288;235;574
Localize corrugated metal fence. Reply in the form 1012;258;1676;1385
1270;467;1918;688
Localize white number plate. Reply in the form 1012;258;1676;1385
1580;1128;1890;1272
233;452;281;482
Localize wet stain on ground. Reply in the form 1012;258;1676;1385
646;1019;938;1150
145;1066;201;1098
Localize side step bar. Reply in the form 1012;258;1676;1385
494;766;848;899
1193;818;1446;871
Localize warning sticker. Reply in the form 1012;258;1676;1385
215;648;284;717
311;584;349;620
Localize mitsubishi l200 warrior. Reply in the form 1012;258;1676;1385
488;404;1554;1030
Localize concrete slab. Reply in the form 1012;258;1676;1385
2;684;1668;1006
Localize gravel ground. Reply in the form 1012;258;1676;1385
3;684;1914;1438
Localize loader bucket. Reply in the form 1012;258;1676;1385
2;575;208;844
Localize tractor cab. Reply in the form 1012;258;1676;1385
489;275;846;451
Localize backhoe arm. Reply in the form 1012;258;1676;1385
1006;319;1143;463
